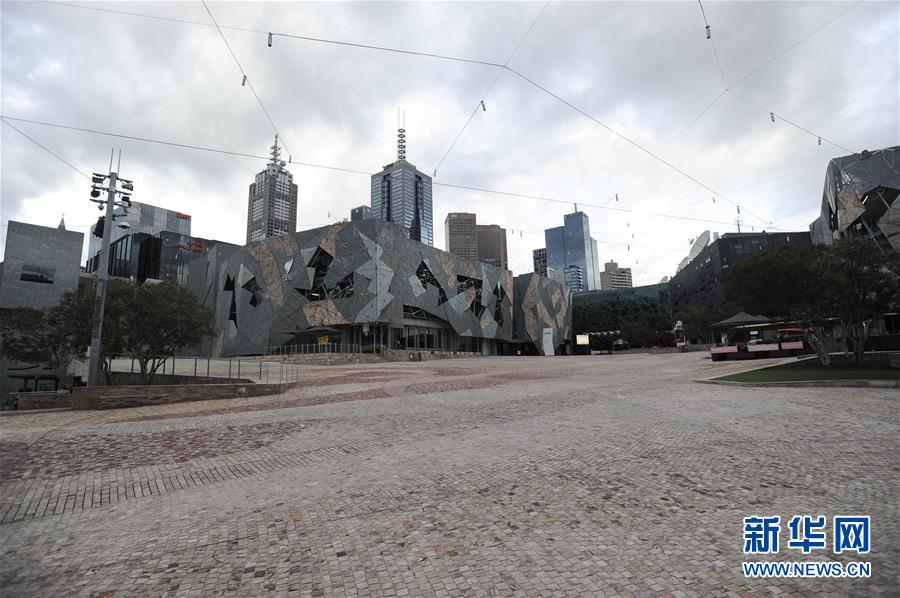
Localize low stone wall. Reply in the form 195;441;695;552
104;373;252;386
268;349;483;365
71;382;285;410
13;393;74;411
381;349;481;362
277;352;385;366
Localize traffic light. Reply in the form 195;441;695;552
93;216;105;238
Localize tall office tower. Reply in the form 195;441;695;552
246;135;298;244
533;248;547;276
476;224;508;269
544;211;601;293
350;205;371;222
599;260;633;290
370;125;434;245
445;212;478;259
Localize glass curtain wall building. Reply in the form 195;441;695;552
88;201;191;260
370;160;434;246
370;127;434;246
544;211;601;293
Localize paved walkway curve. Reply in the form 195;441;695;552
0;353;896;596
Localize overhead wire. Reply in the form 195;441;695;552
200;0;293;159
0;116;371;175
728;90;855;153
598;89;728;209
692;0;856;155
433;0;551;177
504;68;777;228
697;1;728;88
431;182;750;228
1;118;91;179
728;0;865;90
26;1;872;234
37;0;776;227
2;115;762;230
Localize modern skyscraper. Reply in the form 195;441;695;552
476;224;508;269
445;212;477;260
350;205;371;222
544;211;601;293
599;260;633;290
370;126;433;245
246;135;298;244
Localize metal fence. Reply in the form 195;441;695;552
76;355;306;385
265;343;361;356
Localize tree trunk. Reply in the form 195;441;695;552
804;328;831;366
138;358;151;386
851;319;871;364
102;356;113;386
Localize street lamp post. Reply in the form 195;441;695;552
86;151;133;386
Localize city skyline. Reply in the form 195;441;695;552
1;1;897;284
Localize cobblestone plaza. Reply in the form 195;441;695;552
0;353;896;596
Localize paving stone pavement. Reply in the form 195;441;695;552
0;353;896;597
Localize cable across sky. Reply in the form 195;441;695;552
1;115;762;231
35;0;865;229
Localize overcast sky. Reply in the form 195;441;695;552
1;1;897;284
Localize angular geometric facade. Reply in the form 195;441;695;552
513;273;573;355
200;221;570;357
810;146;900;251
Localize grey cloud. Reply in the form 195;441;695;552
1;1;897;285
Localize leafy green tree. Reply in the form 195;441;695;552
728;244;834;364
675;303;739;345
0;290;94;387
124;280;215;384
0;279;213;387
620;313;673;348
828;238;900;363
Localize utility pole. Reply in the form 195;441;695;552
87;150;133;386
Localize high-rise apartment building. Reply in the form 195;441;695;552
445;213;477;260
599;260;633;290
476;224;508;269
544;211;601;293
246;136;298;244
533;248;547;276
370;128;433;245
350;205;371;222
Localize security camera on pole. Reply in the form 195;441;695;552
86;149;133;386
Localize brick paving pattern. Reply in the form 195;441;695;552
0;353;896;596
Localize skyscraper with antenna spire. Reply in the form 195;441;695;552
369;111;433;246
246;134;298;243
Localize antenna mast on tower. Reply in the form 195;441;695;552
397;108;406;161
270;134;281;165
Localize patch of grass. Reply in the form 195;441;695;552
715;356;900;383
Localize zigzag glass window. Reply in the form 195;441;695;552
415;262;448;305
